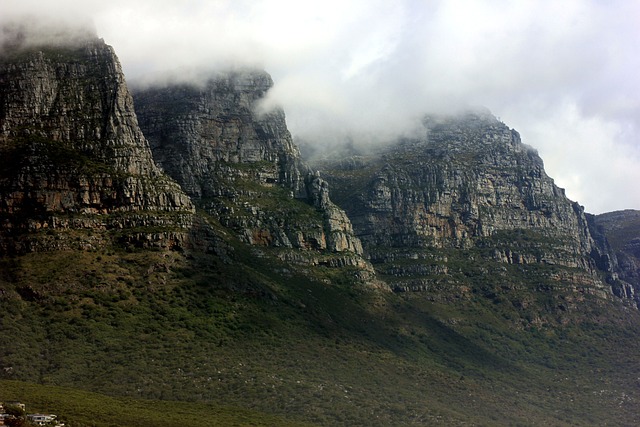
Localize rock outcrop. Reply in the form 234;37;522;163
133;71;306;199
305;173;363;254
589;210;640;305
0;25;194;254
315;110;615;301
133;72;365;261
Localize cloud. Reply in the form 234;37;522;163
507;101;639;211
0;10;96;52
2;0;640;213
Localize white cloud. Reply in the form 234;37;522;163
2;0;640;213
504;101;639;213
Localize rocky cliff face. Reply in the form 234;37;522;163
0;28;194;254
314;110;616;303
133;71;306;199
589;210;640;304
1;22;634;309
133;73;365;265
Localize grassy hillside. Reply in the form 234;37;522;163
2;221;640;426
0;380;312;427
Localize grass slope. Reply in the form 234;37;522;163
0;380;312;427
2;224;640;426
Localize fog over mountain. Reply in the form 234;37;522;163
2;0;639;214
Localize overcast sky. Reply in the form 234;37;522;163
3;0;640;214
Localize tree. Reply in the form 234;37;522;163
3;403;31;427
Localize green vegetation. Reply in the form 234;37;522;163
2;226;640;426
0;380;311;427
0;115;637;425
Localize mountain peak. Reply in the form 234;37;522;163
0;33;193;254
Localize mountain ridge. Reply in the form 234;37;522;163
1;28;640;426
133;70;371;275
311;111;628;304
0;36;195;255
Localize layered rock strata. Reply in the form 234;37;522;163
134;72;365;261
589;210;640;305
315;110;615;300
0;27;194;254
134;71;306;199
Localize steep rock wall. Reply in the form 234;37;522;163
134;71;306;199
134;73;365;259
0;31;194;254
316;111;614;300
589;210;640;305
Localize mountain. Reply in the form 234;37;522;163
0;26;194;255
312;111;629;309
132;72;367;268
1;25;640;426
590;210;640;302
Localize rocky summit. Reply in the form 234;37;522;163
0;30;193;255
313;111;633;307
1;24;640;427
133;72;367;269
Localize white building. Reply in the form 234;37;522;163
27;413;57;425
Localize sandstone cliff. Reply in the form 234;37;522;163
589;210;640;304
314;110;618;305
133;73;366;268
133;71;306;199
0;22;632;308
0;28;194;254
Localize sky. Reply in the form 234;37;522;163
2;0;640;214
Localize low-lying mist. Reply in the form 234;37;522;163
0;15;96;53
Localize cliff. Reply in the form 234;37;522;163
0;26;629;305
3;22;640;427
589;210;640;304
314;110;619;307
0;29;194;254
133;73;366;269
133;71;306;199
